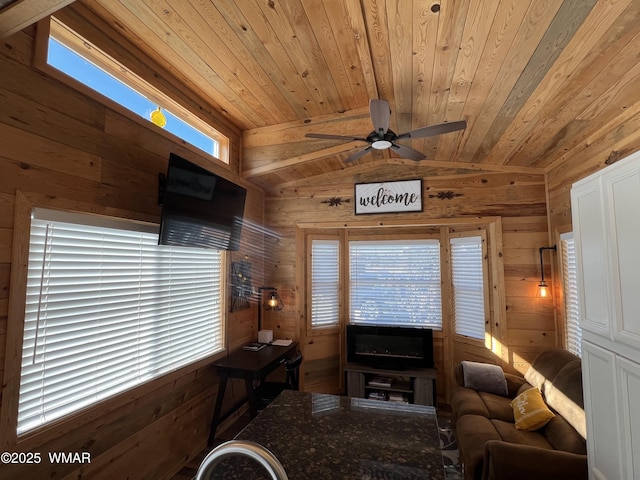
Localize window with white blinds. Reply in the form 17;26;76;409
18;208;224;435
561;232;581;357
349;239;442;328
450;236;486;340
310;239;340;328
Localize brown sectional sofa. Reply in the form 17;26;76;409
450;349;588;480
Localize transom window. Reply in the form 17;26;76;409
41;18;228;163
17;208;224;434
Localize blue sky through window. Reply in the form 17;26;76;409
48;38;217;157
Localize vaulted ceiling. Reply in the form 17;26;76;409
4;0;640;193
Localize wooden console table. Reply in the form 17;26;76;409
345;362;437;406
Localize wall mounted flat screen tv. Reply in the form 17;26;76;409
346;324;434;370
159;153;246;250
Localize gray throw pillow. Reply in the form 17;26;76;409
461;360;508;396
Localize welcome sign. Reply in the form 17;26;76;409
354;179;423;214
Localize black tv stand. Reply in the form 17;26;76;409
345;362;437;406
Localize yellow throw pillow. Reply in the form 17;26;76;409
511;387;555;431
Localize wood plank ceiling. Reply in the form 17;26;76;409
51;1;640;191
0;0;74;38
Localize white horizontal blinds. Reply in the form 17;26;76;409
450;236;486;340
311;239;340;327
561;233;582;356
19;208;223;434
349;239;442;328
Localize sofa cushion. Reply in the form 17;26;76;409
524;349;578;393
477;392;514;422
450;387;514;422
456;414;501;480
451;386;490;419
491;419;554;449
516;381;535;396
461;360;508;396
543;415;587;454
544;359;586;439
504;372;528;397
482;441;588;480
511;387;555;431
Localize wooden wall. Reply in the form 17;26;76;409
0;23;263;480
545;108;640;354
262;162;553;403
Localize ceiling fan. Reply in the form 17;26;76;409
305;99;467;162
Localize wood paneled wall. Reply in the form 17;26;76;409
0;25;263;480
545;112;640;354
262;163;553;402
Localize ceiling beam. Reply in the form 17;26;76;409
0;0;74;39
384;158;545;174
242;106;370;148
242;106;371;177
242;141;365;178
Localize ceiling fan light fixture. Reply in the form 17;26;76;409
305;99;467;163
372;140;392;150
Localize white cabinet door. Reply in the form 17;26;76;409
571;178;612;339
582;341;623;480
617;356;640;480
603;160;640;350
573;153;640;480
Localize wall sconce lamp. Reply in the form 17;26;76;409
538;245;557;298
264;289;284;312
256;287;283;340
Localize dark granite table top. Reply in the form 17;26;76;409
212;389;445;479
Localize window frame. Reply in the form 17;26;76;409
1;192;228;449
33;16;229;166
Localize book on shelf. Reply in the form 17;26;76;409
367;391;387;401
367;376;393;387
388;392;409;403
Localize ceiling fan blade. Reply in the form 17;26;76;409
390;143;426;161
305;133;368;142
344;146;373;163
396;120;467;140
369;99;390;135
